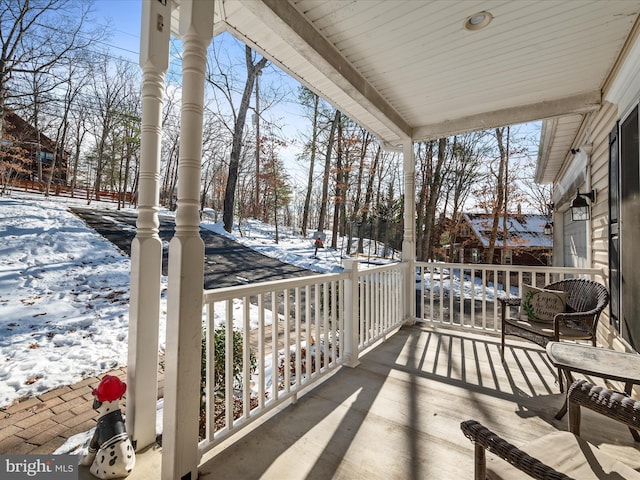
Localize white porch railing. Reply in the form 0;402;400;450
197;259;603;462
198;260;406;459
415;261;604;332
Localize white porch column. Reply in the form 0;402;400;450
342;258;360;368
126;0;170;451
402;140;416;324
162;1;214;479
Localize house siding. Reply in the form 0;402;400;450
569;102;620;348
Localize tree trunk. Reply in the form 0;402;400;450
317;109;340;233
223;47;268;232
331;112;343;249
486;127;507;264
422;138;446;261
301;93;320;237
358;144;381;254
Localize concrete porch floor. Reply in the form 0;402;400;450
104;324;640;479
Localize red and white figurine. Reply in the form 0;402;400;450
80;375;136;479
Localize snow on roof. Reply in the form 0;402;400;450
463;213;552;249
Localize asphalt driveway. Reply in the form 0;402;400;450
70;207;314;289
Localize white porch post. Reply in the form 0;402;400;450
162;1;213;479
126;0;170;450
342;258;360;367
402;140;416;324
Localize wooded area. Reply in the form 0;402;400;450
0;0;549;262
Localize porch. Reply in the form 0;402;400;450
198;326;640;479
127;1;640;478
110;324;640;479
109;261;640;479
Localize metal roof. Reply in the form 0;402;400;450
464;213;552;249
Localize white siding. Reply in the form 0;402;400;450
575;102;626;349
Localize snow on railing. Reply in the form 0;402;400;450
415;261;603;332
198;260;407;459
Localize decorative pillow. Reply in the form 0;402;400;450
519;284;567;324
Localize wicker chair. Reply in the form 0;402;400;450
461;379;640;479
499;279;609;391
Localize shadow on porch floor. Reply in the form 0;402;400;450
107;323;640;479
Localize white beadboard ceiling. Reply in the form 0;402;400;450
169;0;640;153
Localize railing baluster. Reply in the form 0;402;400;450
271;290;278;401
439;266;445;324
364;273;370;344
326;282;334;367
481;269;487;330
449;268;454;325
205;301;214;441
225;298;233;431
497;268;502;330
242;296;250;420
295;287;302;388
429;265;434;323
284;288;291;394
470;267;476;329
338;278;345;360
305;284;312;383
359;275;364;348
459;268;464;326
258;294;265;410
314;284;321;375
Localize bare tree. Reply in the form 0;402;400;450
317;109;340;233
88;58;134;201
206;44;268;232
357;143;381;254
44;53;93;196
297;86;322;237
415;138;448;261
485;127;508;264
330;112;344;249
0;0;103;141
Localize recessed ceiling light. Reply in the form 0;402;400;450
464;11;493;31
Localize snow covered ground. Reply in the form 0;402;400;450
0;194;139;406
0;191;401;409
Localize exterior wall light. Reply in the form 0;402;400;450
543;222;553;235
570;189;595;221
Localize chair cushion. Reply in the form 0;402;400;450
503;316;592;340
487;431;640;479
519;284;567;324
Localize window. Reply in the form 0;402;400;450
471;248;479;264
503;249;512;265
40;151;53;164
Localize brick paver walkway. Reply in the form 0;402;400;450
0;367;164;455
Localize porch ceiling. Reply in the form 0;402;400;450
170;0;640;146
